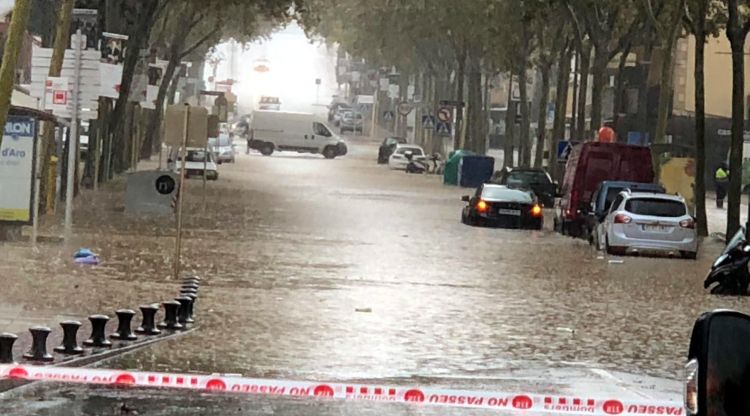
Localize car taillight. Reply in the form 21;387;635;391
531;204;542;217
680;218;695;229
477;200;488;213
614;214;632;224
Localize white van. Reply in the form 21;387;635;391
248;111;348;159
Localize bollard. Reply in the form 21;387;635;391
180;291;196;321
136;304;161;335
0;333;18;363
175;296;193;324
181;282;199;292
83;315;112;348
23;326;54;362
182;279;200;287
110;309;138;341
158;301;183;330
180;287;198;297
54;321;83;355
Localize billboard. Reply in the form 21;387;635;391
0;116;36;224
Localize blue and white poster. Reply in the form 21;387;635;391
0;116;36;224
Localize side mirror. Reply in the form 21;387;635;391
461;195;470;202
686;310;750;416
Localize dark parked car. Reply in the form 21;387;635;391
584;180;665;246
377;136;407;164
491;167;557;208
461;184;543;229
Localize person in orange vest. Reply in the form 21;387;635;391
598;126;616;143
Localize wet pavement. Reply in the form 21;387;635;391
1;138;747;413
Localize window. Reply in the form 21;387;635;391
625;198;686;217
313;122;332;137
506;170;550;186
610;195;625;213
482;187;532;203
394;147;423;156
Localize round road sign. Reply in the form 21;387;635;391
437;107;452;122
397;102;413;116
155;175;176;195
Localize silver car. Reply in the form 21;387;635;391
601;190;697;259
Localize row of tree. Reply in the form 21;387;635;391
0;0;296;216
297;0;750;238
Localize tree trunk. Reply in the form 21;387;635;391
551;42;571;174
589;46;609;135
693;3;708;237
167;66;183;105
612;42;631;132
504;72;516;168
576;42;591;140
635;40;654;143
141;52;180;159
534;65;551;167
653;44;678;146
519;66;531;167
454;46;466;150
0;0;32;150
726;1;748;239
110;1;162;173
570;49;579;141
466;45;483;153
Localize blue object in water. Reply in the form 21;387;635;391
74;248;95;258
458;155;495;188
74;256;99;265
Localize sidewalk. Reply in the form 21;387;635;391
0;157;193;362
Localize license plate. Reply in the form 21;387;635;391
498;208;521;216
643;224;669;232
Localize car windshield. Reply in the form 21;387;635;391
624;198;686;217
5;1;735;414
395;146;422;155
185;150;211;162
482;187;532;202
209;136;232;147
506;170;550;185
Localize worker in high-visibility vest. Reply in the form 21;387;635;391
715;164;729;209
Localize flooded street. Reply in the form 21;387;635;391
1;139;746;413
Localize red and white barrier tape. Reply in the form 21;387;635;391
0;364;683;415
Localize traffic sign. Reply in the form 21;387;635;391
155;175;176;195
421;115;435;129
383;111;394;121
436;121;452;136
437;107;452;122
557;140;578;164
397;102;413;116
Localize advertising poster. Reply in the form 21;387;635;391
70;8;99;50
0;116;36;224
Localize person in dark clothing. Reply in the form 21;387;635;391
715;163;729;209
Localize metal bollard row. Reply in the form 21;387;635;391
0;276;202;364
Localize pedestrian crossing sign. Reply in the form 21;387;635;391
422;115;435;129
436;121;452;136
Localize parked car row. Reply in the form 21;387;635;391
553;141;697;259
456;140;697;259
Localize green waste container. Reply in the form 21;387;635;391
443;150;477;185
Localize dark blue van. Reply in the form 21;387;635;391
583;181;666;244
